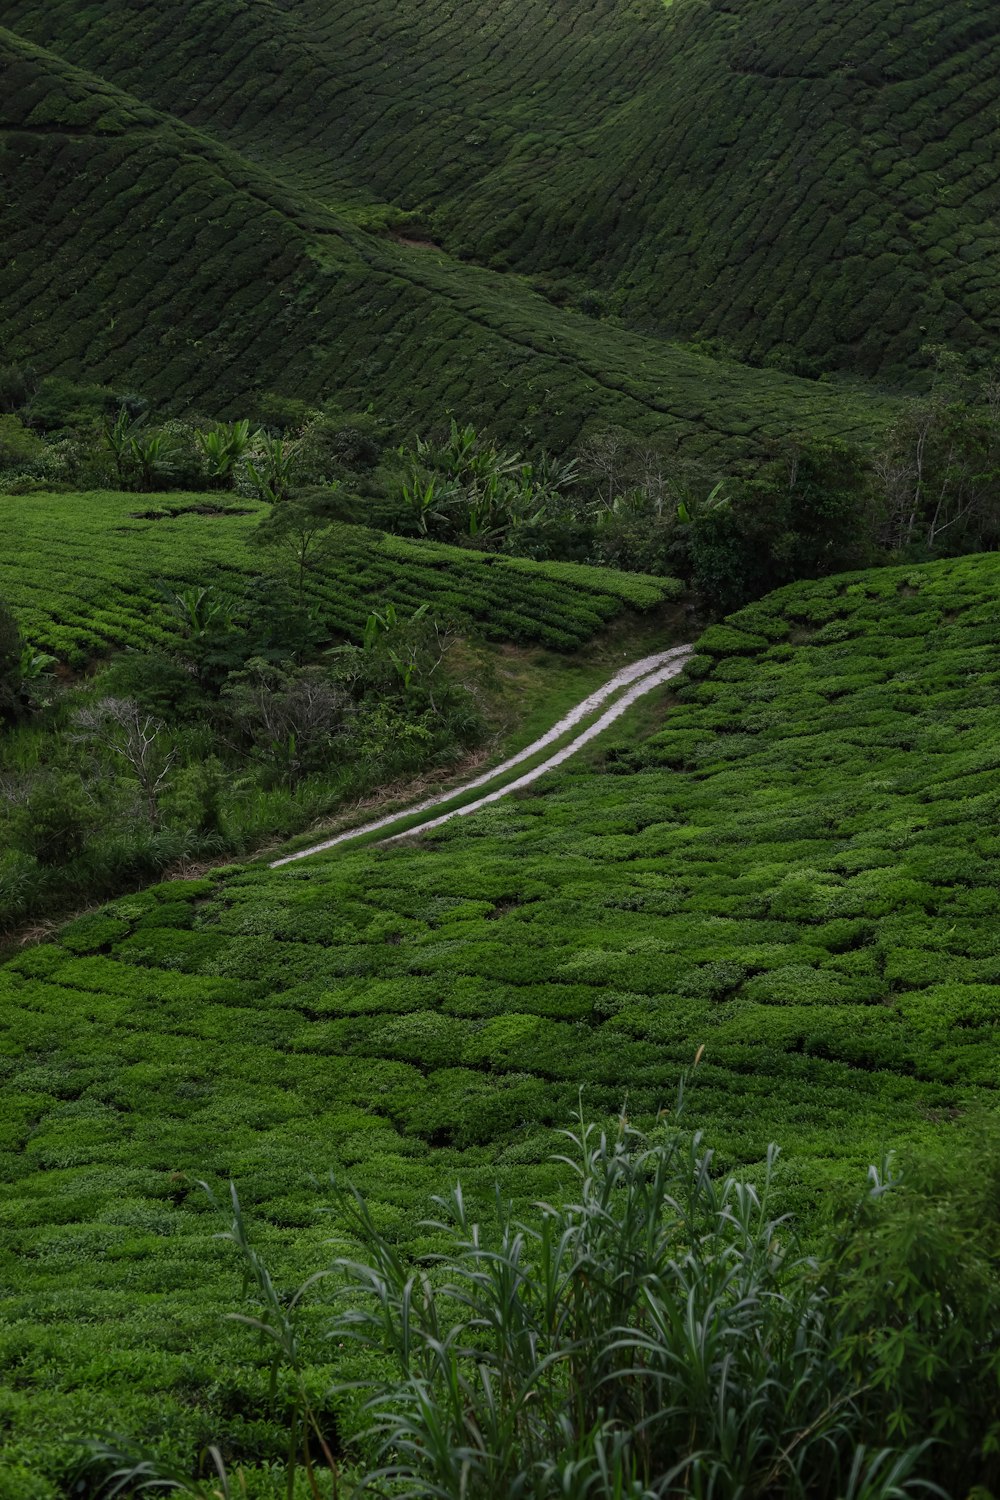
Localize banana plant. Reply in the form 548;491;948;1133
401;470;455;535
197;419;256;486
102;405;146;487
19;644;56;683
246;432;298;504
128;431;173;491
675;478;731;525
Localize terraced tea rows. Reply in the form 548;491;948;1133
3;551;999;1492
7;0;1000;377
0;491;678;662
0;28;891;461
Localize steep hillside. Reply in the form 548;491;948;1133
6;0;1000;378
3;552;1000;1492
0;27;889;461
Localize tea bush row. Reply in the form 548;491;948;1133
0;490;678;665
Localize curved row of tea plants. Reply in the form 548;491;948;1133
0;491;678;665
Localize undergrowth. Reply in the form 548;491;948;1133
80;1092;999;1497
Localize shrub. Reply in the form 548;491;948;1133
0;598;23;721
9;773;92;866
81;1103;963;1500
826;1126;1000;1491
0;414;48;472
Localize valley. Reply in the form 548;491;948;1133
2;2;1000;1496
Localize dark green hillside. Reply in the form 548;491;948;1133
0;28;888;460
3;552;1000;1492
7;0;1000;377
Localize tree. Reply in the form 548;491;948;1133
8;773;90;865
72;698;177;825
220;659;346;784
689;438;872;612
874;392;1000;556
0;600;23;723
252;492;340;602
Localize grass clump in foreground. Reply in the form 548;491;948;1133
83;1095;1000;1499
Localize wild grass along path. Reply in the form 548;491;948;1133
271;644;693;866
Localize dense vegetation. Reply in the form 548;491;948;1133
5;2;1000;1493
4;552;1000;1495
0;25;891;465
6;358;1000;619
5;0;1000;381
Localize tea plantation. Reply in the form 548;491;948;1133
0;26;892;462
5;0;1000;378
0;491;677;663
2;551;999;1495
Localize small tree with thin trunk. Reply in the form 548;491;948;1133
73;697;177;825
252;491;340;603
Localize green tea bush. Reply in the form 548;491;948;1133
0;491;678;663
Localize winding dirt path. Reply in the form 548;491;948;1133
271;644;692;866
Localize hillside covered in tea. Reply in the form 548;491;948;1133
3;552;1000;1496
3;0;1000;1495
5;0;1000;386
0;21;900;461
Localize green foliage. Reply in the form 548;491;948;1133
197;420;255;487
8;772;91;865
0;413;46;470
873;372;1000;557
827;1130;1000;1481
0;360;34;413
128;430;175;492
0;26;889;470
220;659;347;787
689;440;874;613
3;552;1000;1492
26;374;129;433
252;492;340;602
293;410;385;480
245;433;298;506
392;420;579;553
